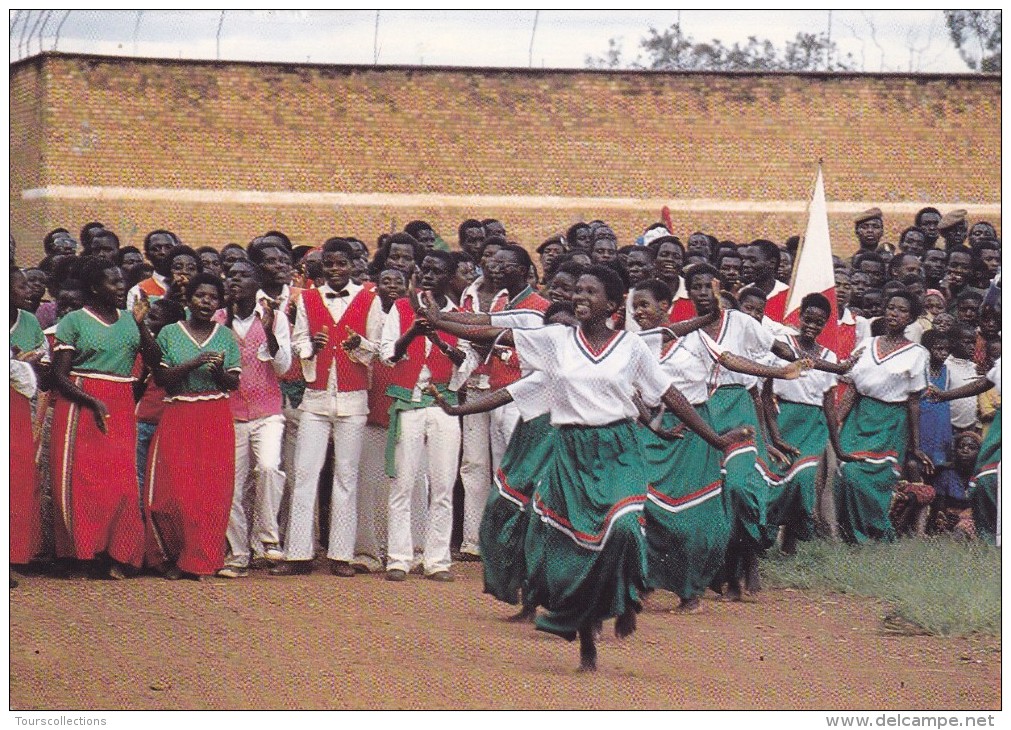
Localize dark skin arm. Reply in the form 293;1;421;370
660;384;751;452
426;329;466;367
926;376;994;402
257;298;281;358
666;309;719;339
52;349;110;434
154;351;236;390
131;292;162;369
631;395;685;441
836;384;857;424
426;383;512;416
717;351;812;380
771;339;863;375
823;387;861;462
760;378;799;463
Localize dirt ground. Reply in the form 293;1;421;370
9;560;1000;711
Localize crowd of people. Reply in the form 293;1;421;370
9;206;1001;670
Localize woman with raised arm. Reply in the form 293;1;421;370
146;273;241;579
424;264;750;672
50;256;161;579
927;357;1001;543
629;278;809;613
762;293;861;554
834;292;933;543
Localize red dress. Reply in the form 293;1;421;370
10;386;42;564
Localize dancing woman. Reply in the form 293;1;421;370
834;292;932;543
422;265;749;671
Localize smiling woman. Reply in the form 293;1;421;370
50;256;161;579
146;273;241;580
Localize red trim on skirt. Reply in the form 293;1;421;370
50;378;145;566
10;388;42;564
144;398;235;575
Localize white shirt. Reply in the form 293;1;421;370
772;336;838;406
677;309;777;392
126;272;168;311
380;297;468;402
513;325;672;426
228;304;292;375
945;355;981;429
505;371;550;421
292;282;380;417
987;357;1001;396
846;337;929;403
10;349;37;399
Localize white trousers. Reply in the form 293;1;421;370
353;424;391;567
278;404;303;544
387;406;460;574
284;411;367;562
225;415;286;567
459;411;492;555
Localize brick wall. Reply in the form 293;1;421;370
9;53;1001;265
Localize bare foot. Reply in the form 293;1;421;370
506;605;537;623
716;581;743;602
674;596;703;614
614;610;637;639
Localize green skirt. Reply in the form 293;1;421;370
835;395;905;543
970;408;1000;543
525;419;649;640
640;412;730;600
700;385;772;547
479;414;554;605
767;401;828;540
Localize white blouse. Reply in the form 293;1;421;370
845;336;929;402
772;336;838;406
513;325;673;426
678;309;777;391
505;371;550;421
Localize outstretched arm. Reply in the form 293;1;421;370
668;309;719;338
927;376;994;402
718;351;811;380
424;383;513;416
660;385;751;452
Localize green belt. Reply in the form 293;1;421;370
384;383;458;478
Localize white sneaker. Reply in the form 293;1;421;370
350;554;383;574
217;565;249;579
262;544;284;562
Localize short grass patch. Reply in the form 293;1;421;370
760;536;1001;637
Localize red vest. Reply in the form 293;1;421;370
667;298;697;324
765;288;789;323
303;287;375;392
488;289;552;389
388;298;458;390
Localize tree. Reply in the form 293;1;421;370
944;10;1001;72
586;23;856;72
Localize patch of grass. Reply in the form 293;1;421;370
760;536;1001;637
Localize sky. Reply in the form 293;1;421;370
9;9;972;74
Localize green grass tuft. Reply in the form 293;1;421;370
760;536;1001;637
